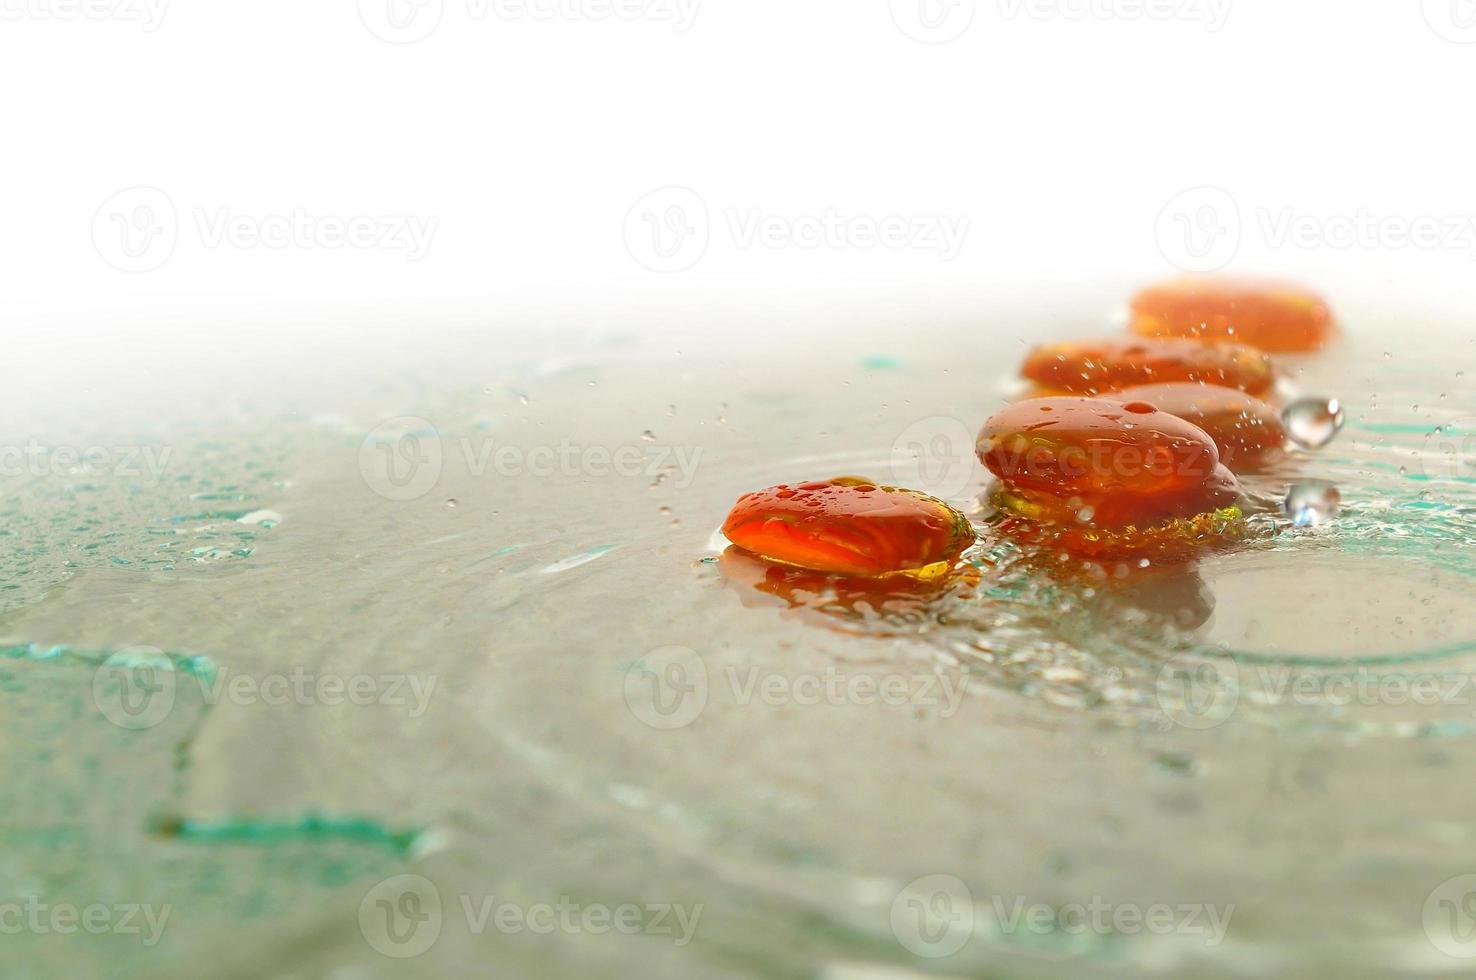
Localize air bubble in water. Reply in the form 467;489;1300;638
1282;397;1345;449
1284;481;1340;527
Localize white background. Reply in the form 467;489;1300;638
3;0;1475;333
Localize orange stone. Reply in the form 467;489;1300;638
1129;277;1334;353
979;397;1247;559
721;478;974;578
976;397;1220;498
1105;383;1285;469
1021;337;1274;396
988;463;1241;529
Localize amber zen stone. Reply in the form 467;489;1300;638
978;397;1247;558
721;478;974;578
1129;277;1334;353
976;397;1220;497
1021;337;1274;396
1106;383;1286;470
988;463;1242;530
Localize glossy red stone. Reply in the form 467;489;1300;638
1021;337;1274;396
1105;383;1286;469
1130;276;1334;353
988;463;1241;529
977;397;1220;498
721;478;974;578
979;398;1247;558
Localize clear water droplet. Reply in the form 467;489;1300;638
1282;397;1345;449
640;430;657;442
1284;481;1341;527
445;499;458;508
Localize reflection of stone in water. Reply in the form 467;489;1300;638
716;547;976;636
983;545;1217;636
1284;481;1341;527
1093;562;1217;632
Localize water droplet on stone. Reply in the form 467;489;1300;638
1284;481;1340;527
641;430;657;442
445;499;458;508
1282;397;1345;449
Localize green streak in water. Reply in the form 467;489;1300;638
0;642;218;682
1348;422;1436;435
154;813;426;857
470;544;523;567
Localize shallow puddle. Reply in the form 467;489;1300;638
5;297;1476;976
